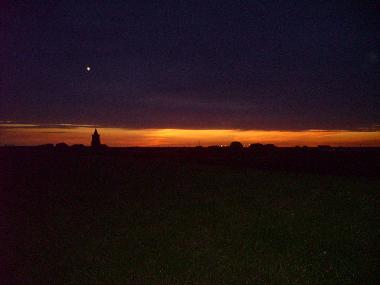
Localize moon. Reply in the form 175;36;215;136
86;66;91;72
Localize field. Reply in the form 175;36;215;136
1;149;379;284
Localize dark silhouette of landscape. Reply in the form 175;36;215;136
3;129;379;178
1;129;379;284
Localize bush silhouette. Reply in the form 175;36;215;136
55;142;69;149
229;141;243;150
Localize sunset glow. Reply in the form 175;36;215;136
1;124;379;147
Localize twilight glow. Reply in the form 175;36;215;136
1;123;379;147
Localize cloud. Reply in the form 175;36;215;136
0;123;97;129
1;120;380;133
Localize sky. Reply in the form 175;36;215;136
1;1;379;146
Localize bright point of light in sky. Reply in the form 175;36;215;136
86;66;91;71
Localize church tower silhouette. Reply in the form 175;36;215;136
91;129;101;147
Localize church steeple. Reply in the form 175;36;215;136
91;129;101;147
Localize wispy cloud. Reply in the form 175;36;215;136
0;122;97;129
1;121;379;132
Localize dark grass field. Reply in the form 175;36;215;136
1;149;379;284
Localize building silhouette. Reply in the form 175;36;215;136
91;129;101;147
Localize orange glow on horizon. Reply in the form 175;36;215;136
0;124;379;147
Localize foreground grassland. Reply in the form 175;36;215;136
2;153;379;284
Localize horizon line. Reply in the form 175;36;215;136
1;123;380;147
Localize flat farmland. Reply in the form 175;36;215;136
1;149;379;284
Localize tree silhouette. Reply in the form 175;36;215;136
230;141;243;150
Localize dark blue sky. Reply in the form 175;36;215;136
1;1;379;130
